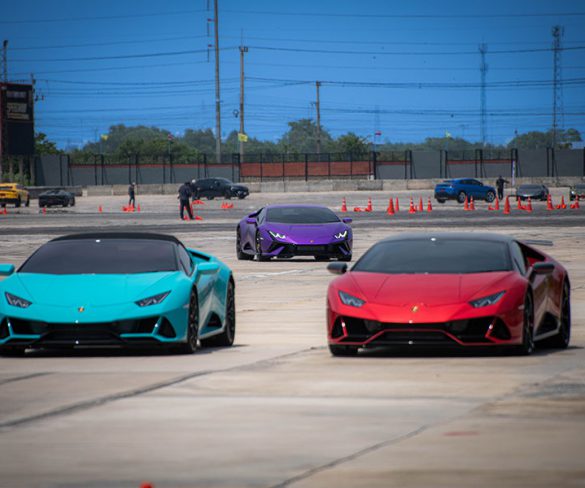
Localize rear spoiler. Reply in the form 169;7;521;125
521;239;554;247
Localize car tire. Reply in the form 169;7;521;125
485;191;496;203
457;191;466;204
174;290;199;354
0;347;26;357
436;198;446;204
25;197;30;207
544;281;571;349
315;256;330;262
238;194;246;200
224;190;232;200
256;232;270;261
200;281;236;348
236;229;253;261
207;195;214;200
71;198;76;207
516;293;535;355
62;201;68;208
329;344;358;357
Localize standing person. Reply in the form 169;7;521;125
178;181;194;220
495;175;509;200
128;182;136;207
190;179;198;203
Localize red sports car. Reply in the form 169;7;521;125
326;233;571;356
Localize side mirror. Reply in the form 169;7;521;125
327;262;348;275
197;262;219;274
0;264;15;277
532;262;555;275
246;217;256;224
342;217;353;224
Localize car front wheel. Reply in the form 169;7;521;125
516;293;535;355
457;191;466;204
174;290;199;354
485;191;496;203
236;229;253;261
200;281;236;348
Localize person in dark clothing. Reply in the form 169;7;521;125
495;175;509;200
190;179;198;203
178;181;194;220
128;182;136;207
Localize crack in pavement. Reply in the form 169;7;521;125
0;347;316;432
0;372;52;387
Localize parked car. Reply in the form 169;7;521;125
192;178;249;200
0;232;235;356
38;189;76;207
434;178;496;204
515;184;549;201
237;205;353;261
569;183;585;201
326;232;570;356
0;183;30;208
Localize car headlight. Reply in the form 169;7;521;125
5;292;32;308
334;230;348;239
339;290;365;308
469;291;505;308
269;231;286;240
136;291;170;307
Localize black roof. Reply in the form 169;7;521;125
380;232;514;244
51;232;180;244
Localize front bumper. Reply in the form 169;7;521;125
263;238;352;258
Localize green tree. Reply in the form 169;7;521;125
507;128;582;149
35;132;60;154
335;132;369;154
278;119;334;153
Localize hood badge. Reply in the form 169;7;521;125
411;305;420;313
78;306;85;313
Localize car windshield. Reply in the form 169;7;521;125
0;185;14;190
518;185;542;191
266;206;340;224
353;238;512;274
19;239;179;275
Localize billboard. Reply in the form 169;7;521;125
0;82;35;155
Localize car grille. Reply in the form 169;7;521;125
270;242;350;256
335;316;497;345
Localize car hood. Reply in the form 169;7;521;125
263;221;349;242
347;271;514;306
9;272;181;307
517;189;543;196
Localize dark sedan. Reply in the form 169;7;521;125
192;178;249;200
515;184;549;201
570;183;585;201
38;189;76;208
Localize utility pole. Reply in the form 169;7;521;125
213;0;221;163
2;40;8;82
552;25;564;149
315;81;321;156
479;43;488;147
239;45;248;165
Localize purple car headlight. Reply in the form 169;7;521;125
268;231;286;240
334;230;348;240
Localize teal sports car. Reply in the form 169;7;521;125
0;233;235;356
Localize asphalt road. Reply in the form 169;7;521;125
1;190;584;488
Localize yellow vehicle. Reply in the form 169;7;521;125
0;183;30;208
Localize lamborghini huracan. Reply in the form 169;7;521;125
0;233;235;356
326;233;570;356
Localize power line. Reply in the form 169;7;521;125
0;10;205;25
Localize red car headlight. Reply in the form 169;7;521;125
469;291;505;308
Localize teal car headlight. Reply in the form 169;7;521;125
334;230;348;240
5;292;32;308
136;291;170;307
339;290;365;308
268;231;286;240
469;291;505;308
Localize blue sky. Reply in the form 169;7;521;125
2;0;584;148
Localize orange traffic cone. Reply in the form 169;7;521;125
387;198;394;215
341;197;347;213
556;196;567;209
365;197;373;212
418;197;423;212
547;194;554;210
570;196;580;209
395;198;400;212
494;197;500;211
353;207;363;212
526;197;533;212
137;204;141;212
517;197;523;210
42;207;46;215
98;205;103;213
470;196;476;210
183;214;190;221
409;197;416;214
426;197;433;212
2;206;7;215
463;196;469;211
195;215;203;220
503;196;511;215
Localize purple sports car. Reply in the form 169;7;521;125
236;205;353;262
